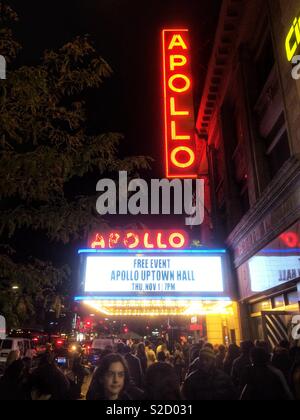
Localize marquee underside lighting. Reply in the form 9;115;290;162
81;299;234;317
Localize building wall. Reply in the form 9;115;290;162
196;0;300;344
206;302;241;345
268;0;300;155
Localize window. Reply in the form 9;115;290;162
18;341;24;356
24;340;30;353
221;102;250;226
267;131;290;179
287;291;299;306
1;339;12;350
273;295;285;308
251;299;272;313
255;34;275;100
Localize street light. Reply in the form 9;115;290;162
12;285;19;290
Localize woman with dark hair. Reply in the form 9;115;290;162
145;362;182;400
86;354;131;400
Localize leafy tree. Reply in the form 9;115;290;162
0;3;151;328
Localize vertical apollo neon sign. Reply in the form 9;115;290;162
162;29;197;178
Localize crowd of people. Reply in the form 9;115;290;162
0;338;300;400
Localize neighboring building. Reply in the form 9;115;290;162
0;315;6;339
196;0;300;347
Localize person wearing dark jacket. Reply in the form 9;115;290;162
231;340;254;392
223;344;240;376
187;342;214;376
0;358;28;400
28;352;70;400
215;345;226;371
145;362;182;400
136;343;148;376
116;343;144;389
240;347;294;400
271;346;292;383
182;347;237;400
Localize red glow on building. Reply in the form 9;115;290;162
162;29;197;179
90;230;189;250
280;231;300;248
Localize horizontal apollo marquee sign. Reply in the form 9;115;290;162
162;29;197;179
82;253;224;295
89;230;189;250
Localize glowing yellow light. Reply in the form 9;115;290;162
286;16;300;61
83;299;235;317
125;232;139;249
168;74;191;93
168;34;188;50
171;120;191;140
170;97;189;116
170;54;187;70
170;146;195;168
144;233;154;249
169;232;186;249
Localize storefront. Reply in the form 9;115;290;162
235;220;300;347
75;237;241;346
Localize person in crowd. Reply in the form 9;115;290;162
187;342;213;375
155;339;164;355
182;347;237;400
223;343;240;375
278;340;290;350
215;345;226;370
145;362;181;400
28;351;70;400
289;347;300;400
136;343;147;375
173;343;185;384
101;346;114;360
145;341;157;367
240;347;294;400
158;343;170;363
0;353;28;400
72;352;87;399
254;340;270;354
86;353;135;400
188;341;204;366
231;340;254;392
272;346;292;383
157;351;166;362
116;342;143;389
181;339;191;371
4;349;20;370
203;342;214;350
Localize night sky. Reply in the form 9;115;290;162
8;0;221;170
5;0;221;272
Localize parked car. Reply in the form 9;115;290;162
0;337;35;367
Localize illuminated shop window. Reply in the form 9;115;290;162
272;295;285;308
251;300;272;313
288;291;299;306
